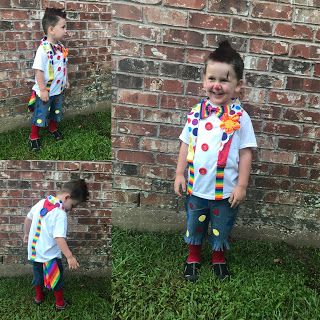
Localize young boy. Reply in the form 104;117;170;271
28;8;69;151
174;40;257;282
24;179;89;310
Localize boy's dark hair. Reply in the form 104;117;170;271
204;40;244;81
61;179;89;203
42;8;66;34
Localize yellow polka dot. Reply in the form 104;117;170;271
198;215;206;222
213;229;220;236
55;110;60;114
48;107;51;111
36;119;42;124
186;230;189;237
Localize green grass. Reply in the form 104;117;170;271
0;111;111;161
0;274;111;320
112;227;320;320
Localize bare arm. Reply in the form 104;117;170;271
35;69;49;102
55;237;79;270
23;217;32;243
229;148;253;208
174;142;188;197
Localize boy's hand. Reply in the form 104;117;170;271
65;81;70;89
23;234;28;244
40;89;49;102
229;185;247;208
174;174;186;197
67;255;79;270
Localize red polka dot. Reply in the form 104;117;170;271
205;122;213;130
56;80;60;84
213;209;219;216
189;203;194;209
201;143;208;151
199;167;207;175
58;67;61;71
57;56;61;60
187;118;191;123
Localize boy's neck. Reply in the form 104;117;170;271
45;34;58;45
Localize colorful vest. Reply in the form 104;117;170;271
186;98;243;200
28;37;68;112
31;195;64;289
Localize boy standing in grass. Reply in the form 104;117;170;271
24;179;89;310
174;41;257;282
28;8;69;151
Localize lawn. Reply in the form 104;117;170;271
0;274;111;320
0;111;111;161
112;227;320;320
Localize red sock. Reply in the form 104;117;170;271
30;125;40;140
211;250;225;264
48;120;58;133
54;288;65;307
34;285;44;302
187;244;201;263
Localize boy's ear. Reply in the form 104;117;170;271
235;79;244;93
48;25;54;34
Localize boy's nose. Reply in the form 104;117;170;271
213;83;222;91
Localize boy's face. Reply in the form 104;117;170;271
63;195;79;212
49;17;67;42
203;61;243;106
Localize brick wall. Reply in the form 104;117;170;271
0;0;111;132
0;160;111;270
112;1;320;241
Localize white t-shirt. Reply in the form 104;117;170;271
179;106;257;200
27;199;67;262
32;43;68;97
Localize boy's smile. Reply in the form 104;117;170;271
203;61;242;106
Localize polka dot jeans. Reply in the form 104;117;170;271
184;195;238;251
31;94;63;127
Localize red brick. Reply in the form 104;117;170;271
143;109;181;125
140;138;179;153
144;7;187;26
112;105;141;120
140;165;176;179
159;125;183;140
112;136;139;149
244;56;269;71
118;89;157;107
0;10;28;20
144;45;185;62
290;44;319;60
303;126;320;139
268;91;307;108
156;153;178;166
294;8;320;24
160;94;199;110
278;138;315;152
112;40;141;56
250;39;288;55
118;122;157;137
140;192;176;207
163;28;204;47
163;0;205;10
187;48;211;64
120;23;160;42
185;82;204;96
232;18;272;36
252;3;292;20
314;64;320;78
263;122;302;137
112;3;142;21
298;155;319;168
274;23;313;41
208;0;248;15
282;108;320;124
255;177;291;190
259;150;295;164
144;78;183;94
189;13;229;30
87;3;107;12
286;77;320;93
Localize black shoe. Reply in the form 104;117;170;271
34;298;44;306
29;139;41;151
212;263;230;281
55;300;70;311
50;130;63;141
184;262;201;282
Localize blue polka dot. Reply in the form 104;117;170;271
235;106;240;110
194;112;199;118
222;132;228;140
188;127;192;132
40;208;48;217
192;128;198;136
